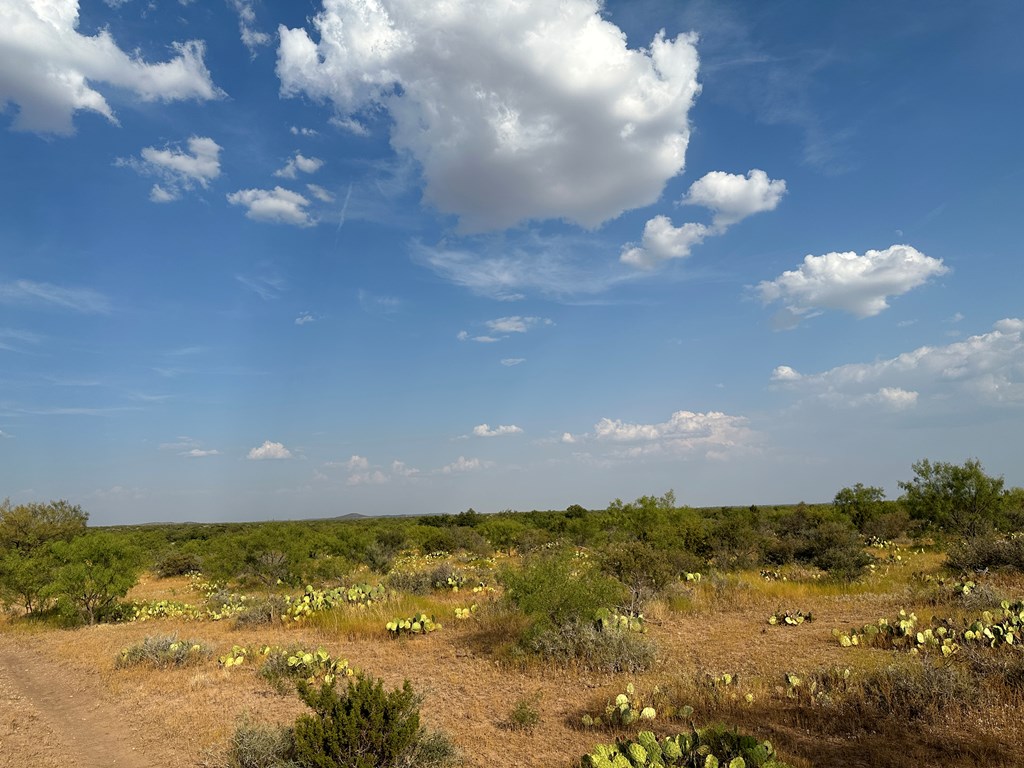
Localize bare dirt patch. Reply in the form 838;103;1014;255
0;634;149;768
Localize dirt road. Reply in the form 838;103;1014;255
0;639;149;768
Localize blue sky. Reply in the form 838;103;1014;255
1;0;1021;525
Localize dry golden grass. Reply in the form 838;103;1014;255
1;554;1022;768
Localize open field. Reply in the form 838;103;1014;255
2;541;1022;768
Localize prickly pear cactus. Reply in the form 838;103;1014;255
581;726;790;768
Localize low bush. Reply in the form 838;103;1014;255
234;595;288;628
292;674;457;768
526;620;655;673
153;550;201;578
846;660;974;723
946;534;1024;572
116;634;210;668
224;719;298;768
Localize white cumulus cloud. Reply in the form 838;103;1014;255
441;456;492;474
347;469;388;485
247;440;293;460
345;454;369;470
472;424;522;438
277;0;701;231
0;0;221;134
587;409;756;458
772;318;1024;407
620;218;710;270
621;168;785;269
683;168;787;227
227;186;315;226
758;244;948;323
119;136;221;202
274;152;324;179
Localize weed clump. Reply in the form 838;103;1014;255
116;634;210;668
505;693;542;733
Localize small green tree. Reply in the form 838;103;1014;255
833;483;886;532
899;459;1005;536
0;499;89;614
51;532;143;624
501;551;624;634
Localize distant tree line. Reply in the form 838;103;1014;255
1;457;1021;624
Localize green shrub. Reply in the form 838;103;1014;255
116;634;210;668
153;550;201;578
291;675;455;768
501;552;625;634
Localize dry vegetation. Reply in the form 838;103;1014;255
2;545;1023;768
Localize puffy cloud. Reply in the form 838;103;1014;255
345;454;369;470
0;279;109;313
758;244;948;322
683;168;786;227
485;316;553;334
560;432;577;444
228;0;271;54
472;424;522;438
391;460;420;477
587;409;756;458
620;218;709;270
247;440;293;460
227;186;315;226
0;0;221;134
620;168;785;269
274;152;324;179
347;469;388;485
290;125;318;136
773;318;1024;407
119;136;221;202
277;0;701;231
441;456;492;473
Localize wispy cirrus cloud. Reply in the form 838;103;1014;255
0;279;110;313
